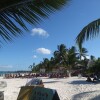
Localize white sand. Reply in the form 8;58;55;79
0;77;100;100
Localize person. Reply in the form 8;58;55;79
86;76;92;82
93;75;98;82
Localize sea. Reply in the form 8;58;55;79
0;71;16;76
0;71;29;76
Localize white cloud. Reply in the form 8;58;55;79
0;65;13;69
31;28;49;37
33;55;37;59
36;48;51;54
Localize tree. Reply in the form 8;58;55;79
29;63;35;71
66;46;78;75
32;45;84;75
90;55;95;60
86;57;100;74
53;45;78;76
77;47;88;60
53;44;67;66
87;55;95;69
42;58;49;72
0;0;69;47
33;62;43;72
49;57;56;71
76;19;100;47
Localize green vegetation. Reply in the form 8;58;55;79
31;44;89;74
31;44;100;75
76;19;100;47
87;57;100;74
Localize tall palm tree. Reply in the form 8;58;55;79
49;57;56;71
54;44;67;66
65;46;78;76
76;19;100;47
66;46;77;69
42;58;49;71
0;0;69;46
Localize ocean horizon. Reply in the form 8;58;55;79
0;71;30;75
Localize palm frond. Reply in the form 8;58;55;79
0;0;69;47
76;18;100;47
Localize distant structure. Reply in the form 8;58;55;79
87;60;95;69
40;68;46;73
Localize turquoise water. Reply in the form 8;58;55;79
0;71;17;75
0;71;19;77
0;71;29;75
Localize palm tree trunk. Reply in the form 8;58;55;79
67;65;71;77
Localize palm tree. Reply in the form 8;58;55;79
90;55;95;61
54;45;78;76
49;57;55;71
87;55;95;69
66;46;78;72
65;46;78;76
29;63;35;71
54;44;67;66
77;47;88;60
76;19;100;47
42;58;49;72
0;0;69;47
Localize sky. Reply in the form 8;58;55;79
0;0;100;71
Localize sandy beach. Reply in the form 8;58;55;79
0;77;100;100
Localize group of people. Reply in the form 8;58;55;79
3;72;68;79
86;74;100;82
48;73;68;78
4;73;41;79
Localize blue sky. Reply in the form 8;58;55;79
0;0;100;71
